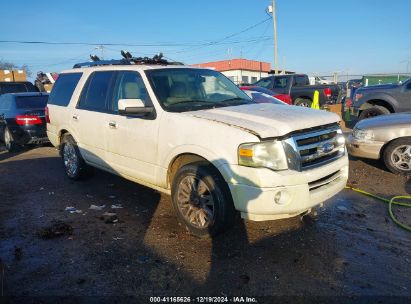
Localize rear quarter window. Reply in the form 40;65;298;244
48;73;82;106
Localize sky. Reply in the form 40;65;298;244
1;0;410;79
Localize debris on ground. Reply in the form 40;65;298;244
37;221;73;239
100;212;118;223
109;195;116;199
337;206;348;211
111;204;123;209
65;206;82;214
89;204;106;211
112;237;124;241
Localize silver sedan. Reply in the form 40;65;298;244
347;113;411;175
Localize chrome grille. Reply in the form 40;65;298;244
283;125;345;171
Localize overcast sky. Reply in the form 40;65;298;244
1;0;410;77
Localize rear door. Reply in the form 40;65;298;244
71;71;116;168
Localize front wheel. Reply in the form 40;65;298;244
171;162;236;237
358;106;390;120
383;138;411;176
295;98;312;107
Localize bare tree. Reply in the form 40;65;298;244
0;60;32;77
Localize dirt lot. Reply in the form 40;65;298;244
0;145;410;302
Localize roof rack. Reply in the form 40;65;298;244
73;51;184;68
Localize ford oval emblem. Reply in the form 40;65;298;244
321;143;334;153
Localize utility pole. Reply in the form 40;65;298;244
272;0;278;74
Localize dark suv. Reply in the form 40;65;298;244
352;78;411;120
0;93;49;152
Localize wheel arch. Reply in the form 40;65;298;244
380;136;411;159
167;153;228;189
359;99;395;113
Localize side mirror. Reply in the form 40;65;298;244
118;99;154;116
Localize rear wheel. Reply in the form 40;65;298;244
171;162;236;237
383;138;411;175
295;98;312;107
3;127;20;152
358;105;390;120
60;134;90;180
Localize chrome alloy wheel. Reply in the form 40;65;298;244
63;142;79;177
391;145;411;172
176;175;215;229
4;128;12;150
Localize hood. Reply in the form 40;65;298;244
356;113;411;130
357;84;398;92
185;103;340;138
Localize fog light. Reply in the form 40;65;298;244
274;190;290;205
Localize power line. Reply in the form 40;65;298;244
0;17;272;50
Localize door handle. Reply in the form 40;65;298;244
108;121;118;128
72;114;79;121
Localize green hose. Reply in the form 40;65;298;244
345;186;411;232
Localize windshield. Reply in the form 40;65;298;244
145;68;253;112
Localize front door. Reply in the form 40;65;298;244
105;71;160;185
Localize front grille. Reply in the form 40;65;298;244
283;124;345;171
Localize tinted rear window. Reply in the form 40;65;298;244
15;95;48;109
48;73;82;106
0;83;30;94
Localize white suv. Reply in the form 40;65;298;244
46;56;348;237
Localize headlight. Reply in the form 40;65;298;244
353;128;374;142
238;141;288;170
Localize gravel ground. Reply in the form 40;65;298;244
0;145;410;303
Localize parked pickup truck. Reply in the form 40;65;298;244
47;55;348;237
0;81;38;95
351;78;411;121
254;74;340;107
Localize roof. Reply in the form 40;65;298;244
61;64;195;74
3;92;48;97
192;59;271;73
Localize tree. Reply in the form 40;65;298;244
0;60;32;77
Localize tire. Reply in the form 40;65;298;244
60;134;90;180
383;137;411;176
3;127;20;152
358;105;390;120
171;162;236;237
295;98;312;107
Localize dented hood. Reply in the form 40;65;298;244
187;103;340;138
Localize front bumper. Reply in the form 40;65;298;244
346;134;384;160
218;155;348;221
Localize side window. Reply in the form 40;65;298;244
111;71;151;112
254;77;272;88
406;81;411;90
78;71;116;112
273;77;288;89
294;76;308;86
48;73;82;106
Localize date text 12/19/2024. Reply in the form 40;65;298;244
149;297;258;303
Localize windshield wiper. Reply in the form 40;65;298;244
221;97;253;104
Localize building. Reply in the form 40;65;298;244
192;59;271;85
